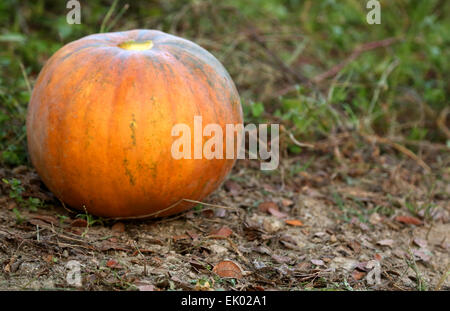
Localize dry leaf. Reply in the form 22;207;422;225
212;260;243;279
296;262;310;271
111;222;125;233
285;219;304;227
395;215;423;226
281;198;294;207
106;259;122;269
201;209;215;218
258;201;279;213
352;270;366;281
412;249;432;262
413;238;427;248
70;219;88;227
268;207;288;218
7;201;18;210
210;226;233;238
30;215;59;225
223;180;242;195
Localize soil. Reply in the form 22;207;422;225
0;134;449;290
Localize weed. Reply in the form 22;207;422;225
2;178;44;211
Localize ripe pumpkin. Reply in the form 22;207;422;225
27;29;243;218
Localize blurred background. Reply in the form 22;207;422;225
0;0;448;166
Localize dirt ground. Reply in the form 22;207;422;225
0;134;448;291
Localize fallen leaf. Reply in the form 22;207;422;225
111;222;125;233
413;238;427;248
7;201;17;210
355;261;370;272
209;226;233;238
347;240;361;253
395;215;423;226
28;218;50;227
285;219;304;227
254;246;272;255
412;249;432;262
201;209;215;218
359;222;370;231
106;259;122;269
268;207;287;218
296;262;310;271
98;241;130;252
223;180;241;195
377;239;395;247
70;219;88;228
258;201;279;213
30;215;59;225
281;198;294;207
352;270;366;281
374;253;382;261
44;254;54;263
212;260;243;279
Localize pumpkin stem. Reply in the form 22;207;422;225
118;40;154;51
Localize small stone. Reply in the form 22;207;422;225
263;218;284;233
209;244;228;255
311;259;325;266
369;212;382;225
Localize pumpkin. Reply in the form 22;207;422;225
26;29;243;218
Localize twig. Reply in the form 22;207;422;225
362;133;432;173
435;263;450;291
19;61;32;94
281;126;315;148
313;37;401;83
437;107;450;139
390;138;449;151
244;27;312;86
100;0;118;33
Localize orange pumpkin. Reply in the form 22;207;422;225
27;29;242;218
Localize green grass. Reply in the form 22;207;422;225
0;0;448;166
